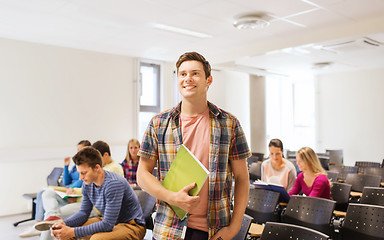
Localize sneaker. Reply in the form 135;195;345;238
19;226;41;238
34;216;62;231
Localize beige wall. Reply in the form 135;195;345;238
316;68;384;165
0;38;137;216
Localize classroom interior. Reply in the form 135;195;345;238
1;0;384;239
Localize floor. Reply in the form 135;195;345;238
0;213;40;240
0;213;153;240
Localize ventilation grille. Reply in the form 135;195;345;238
320;37;383;53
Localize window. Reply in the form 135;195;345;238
266;74;315;152
138;62;160;140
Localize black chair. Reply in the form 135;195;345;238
360;187;384;206
252;152;264;161
317;152;330;170
281;195;336;236
247;152;264;168
331;182;351;212
134;190;156;230
13;193;37;227
326;171;339;182
245;188;280;224
345;173;381;192
341;203;384;240
249;162;262;181
260;222;329;240
286;150;297;160
363;167;384;180
14;167;64;227
232;214;253;240
326;149;343;166
355;161;381;174
329;165;358;181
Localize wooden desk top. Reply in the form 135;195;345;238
350;191;362;197
249;223;264;237
333;210;346;217
381;182;384;187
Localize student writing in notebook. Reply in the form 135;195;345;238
289;146;331;199
137;52;251;240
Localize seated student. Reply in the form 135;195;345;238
92;140;124;177
261;139;297;192
19;140;91;238
36;141;124;240
121;138;140;186
50;146;146;240
289;147;331;199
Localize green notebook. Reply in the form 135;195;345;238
162;144;209;220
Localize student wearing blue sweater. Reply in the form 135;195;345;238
50;146;146;240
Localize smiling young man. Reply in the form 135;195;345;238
50;146;146;240
137;52;251;240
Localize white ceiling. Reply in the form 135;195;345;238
1;0;384;75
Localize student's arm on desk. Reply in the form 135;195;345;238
211;159;249;240
137;157;200;212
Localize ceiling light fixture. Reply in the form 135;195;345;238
233;12;271;29
313;62;333;70
153;23;212;38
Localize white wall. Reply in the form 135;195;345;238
0;38;137;216
208;70;251;148
316;68;384;165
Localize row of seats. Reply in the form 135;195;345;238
241;188;384;240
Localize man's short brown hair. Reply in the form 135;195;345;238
176;52;211;78
72;146;102;169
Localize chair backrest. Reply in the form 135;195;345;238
326;149;343;166
252;152;264;161
47;167;64;186
355;161;381;174
345;174;381;192
282;195;335;235
232;214;253;240
363;167;384;180
331;182;352;204
260;222;329;240
326;171;339;182
134;190;156;229
361;187;384;206
249;162;262;181
317;152;330;170
246;188;280;223
329;165;358;180
342;203;384;240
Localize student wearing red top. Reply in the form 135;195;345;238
289;147;330;199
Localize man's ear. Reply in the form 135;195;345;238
206;75;213;87
95;164;102;171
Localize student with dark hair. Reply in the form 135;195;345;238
20;140;90;238
49;146;146;240
289;146;330;199
261;139;297;191
92;140;124;177
137;52;251;240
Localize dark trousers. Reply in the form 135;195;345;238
184;227;209;240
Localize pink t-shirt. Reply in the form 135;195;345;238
180;107;210;232
289;172;331;199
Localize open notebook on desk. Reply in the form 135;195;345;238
253;180;290;203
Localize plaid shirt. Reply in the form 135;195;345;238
138;101;251;239
121;158;138;184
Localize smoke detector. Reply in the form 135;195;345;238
233;13;271;29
